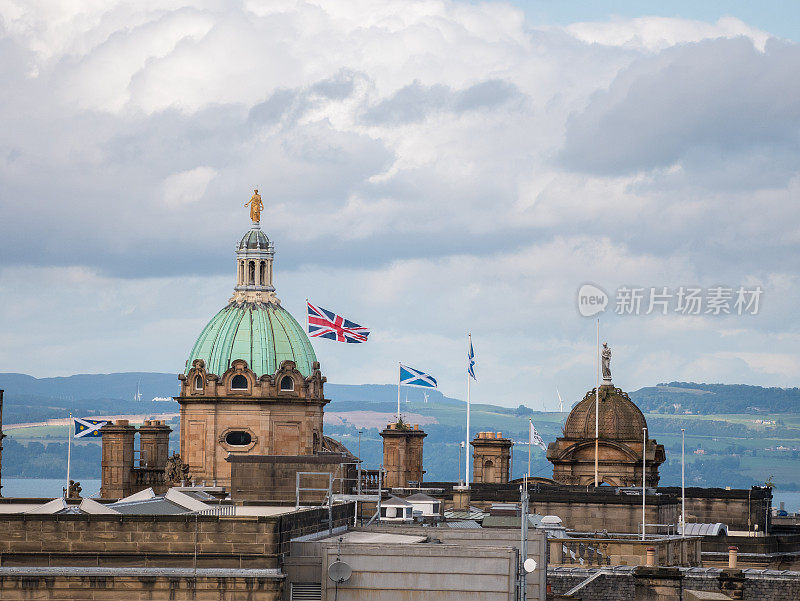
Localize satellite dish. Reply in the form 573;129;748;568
328;560;352;584
523;558;537;573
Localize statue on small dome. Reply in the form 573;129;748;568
245;189;263;223
601;342;612;383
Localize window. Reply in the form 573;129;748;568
259;261;266;285
280;376;294;391
225;431;252;446
194;375;203;390
248;261;255;285
231;374;248;390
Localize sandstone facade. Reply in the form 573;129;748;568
178;358;327;488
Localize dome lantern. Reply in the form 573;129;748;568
231;222;277;305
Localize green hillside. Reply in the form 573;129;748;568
631;382;800;414
2;373;799;490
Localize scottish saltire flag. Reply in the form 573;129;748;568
530;420;547;451
307;301;370;343
467;338;476;380
74;418;108;438
399;364;437;389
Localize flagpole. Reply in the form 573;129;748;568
397;362;401;423
528;418;532;482
465;333;471;488
595;318;599;488
66;412;72;497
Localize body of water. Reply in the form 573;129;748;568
2;478;101;498
773;490;800;513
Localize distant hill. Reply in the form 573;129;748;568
0;373;180;424
2;373;799;423
630;382;800;415
0;373;466;424
3;373;800;489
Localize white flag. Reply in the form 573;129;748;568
530;421;547;451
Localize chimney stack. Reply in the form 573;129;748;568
380;424;427;488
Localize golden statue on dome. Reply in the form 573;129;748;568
245;189;263;223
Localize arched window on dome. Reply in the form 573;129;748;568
194;375;203;391
231;374;248;390
248;261;255;286
259;261;266;286
280;376;294;391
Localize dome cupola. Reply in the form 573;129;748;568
563;385;647;441
184;192;317;378
546;343;666;487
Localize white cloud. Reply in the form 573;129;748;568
160;166;217;208
565;16;769;52
0;2;798;404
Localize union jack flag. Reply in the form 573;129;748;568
307;301;370;343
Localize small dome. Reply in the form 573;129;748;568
563;385;647;441
186;302;317;378
237;228;270;251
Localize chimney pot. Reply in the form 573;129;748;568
646;547;656;567
728;546;738;569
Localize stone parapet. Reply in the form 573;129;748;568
0;567;282;601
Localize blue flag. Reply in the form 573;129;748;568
399;364;437;388
74;418;108;438
468;338;476;381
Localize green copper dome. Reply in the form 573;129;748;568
186;302;317;378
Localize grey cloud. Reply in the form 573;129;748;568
308;70;358;100
248;89;296;127
452;79;522;111
248;71;363;128
362;79;523;125
559;37;800;184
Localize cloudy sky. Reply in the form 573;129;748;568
1;0;799;408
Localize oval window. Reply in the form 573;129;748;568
230;374;248;390
225;431;252;446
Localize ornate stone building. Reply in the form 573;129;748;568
547;357;665;487
176;213;328;487
471;431;512;484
